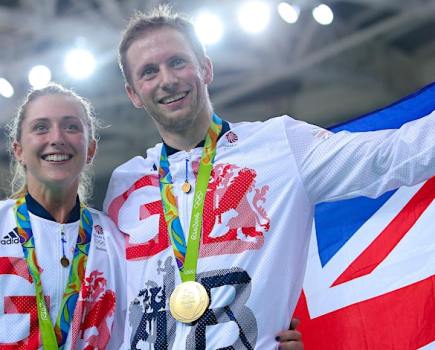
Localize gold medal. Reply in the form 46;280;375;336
60;256;70;267
169;281;209;323
181;181;191;193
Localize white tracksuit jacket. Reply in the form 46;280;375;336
0;196;126;349
104;112;435;349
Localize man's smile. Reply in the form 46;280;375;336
159;91;188;104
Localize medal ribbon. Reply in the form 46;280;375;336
159;114;222;282
15;196;92;349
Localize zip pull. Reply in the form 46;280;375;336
60;224;70;267
182;157;192;193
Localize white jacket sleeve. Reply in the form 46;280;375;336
285;110;435;204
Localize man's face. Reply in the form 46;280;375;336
125;27;213;134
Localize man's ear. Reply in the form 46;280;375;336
125;83;144;108
202;56;213;85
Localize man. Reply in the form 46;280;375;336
104;6;434;349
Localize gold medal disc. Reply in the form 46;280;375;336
60;256;70;267
181;182;191;193
169;281;209;323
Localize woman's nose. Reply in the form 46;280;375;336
49;127;65;146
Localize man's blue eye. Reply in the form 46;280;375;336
170;57;186;68
142;67;157;77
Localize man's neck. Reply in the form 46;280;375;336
159;113;212;152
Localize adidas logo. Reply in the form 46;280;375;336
1;228;20;245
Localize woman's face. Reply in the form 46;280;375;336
13;94;96;194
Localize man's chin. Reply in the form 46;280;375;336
158;113;196;132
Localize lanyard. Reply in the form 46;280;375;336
15;196;92;349
159;114;222;282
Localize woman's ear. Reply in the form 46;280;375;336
86;139;97;164
13;141;24;166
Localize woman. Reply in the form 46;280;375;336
0;83;125;349
0;83;302;349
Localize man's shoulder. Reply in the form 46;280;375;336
112;155;147;174
103;144;161;213
227;115;301;137
229;115;295;128
112;143;161;175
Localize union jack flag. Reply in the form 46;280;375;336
294;83;435;350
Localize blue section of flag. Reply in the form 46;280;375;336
331;82;435;132
315;191;395;267
315;82;435;266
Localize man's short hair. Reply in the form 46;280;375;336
118;5;207;86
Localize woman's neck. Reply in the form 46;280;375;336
27;186;78;224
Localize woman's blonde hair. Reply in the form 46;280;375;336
6;83;99;203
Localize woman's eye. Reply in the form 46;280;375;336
33;124;48;132
66;123;81;131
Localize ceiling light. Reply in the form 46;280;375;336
194;12;224;45
278;2;300;24
28;65;52;89
312;4;334;25
65;48;96;80
238;1;271;34
0;78;14;98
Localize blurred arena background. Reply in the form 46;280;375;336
1;0;434;208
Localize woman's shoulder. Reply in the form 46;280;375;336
0;198;16;211
87;207;121;232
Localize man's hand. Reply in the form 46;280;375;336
275;318;303;350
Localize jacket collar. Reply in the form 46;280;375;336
163;119;230;156
25;192;81;223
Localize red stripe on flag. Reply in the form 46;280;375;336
332;177;435;286
294;276;435;349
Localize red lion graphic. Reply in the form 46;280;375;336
71;271;116;350
191;161;270;242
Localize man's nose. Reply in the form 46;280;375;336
160;67;178;91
